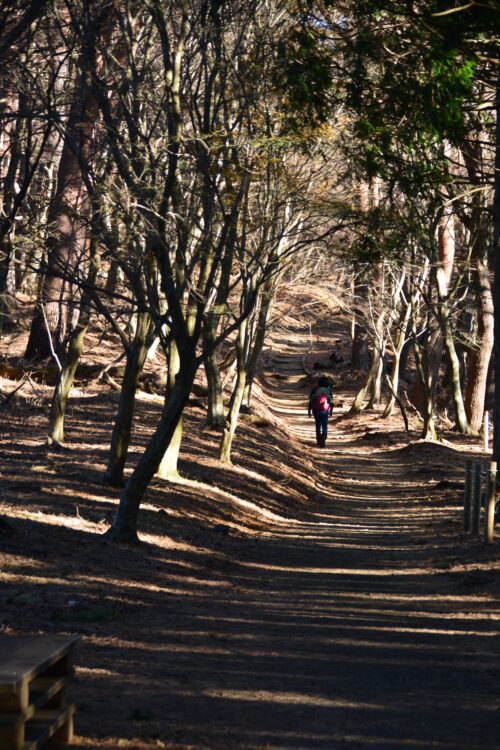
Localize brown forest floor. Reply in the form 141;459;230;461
0;286;499;749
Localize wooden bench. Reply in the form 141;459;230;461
0;635;77;750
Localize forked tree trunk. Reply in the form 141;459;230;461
104;312;152;486
105;353;199;543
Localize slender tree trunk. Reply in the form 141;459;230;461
49;218;100;444
105;353;198;543
220;320;247;464
104;312;152;486
157;341;182;480
242;278;275;409
383;298;412;417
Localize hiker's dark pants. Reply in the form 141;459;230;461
314;410;329;440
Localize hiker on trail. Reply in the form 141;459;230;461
308;376;333;448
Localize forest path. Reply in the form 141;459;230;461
182;323;500;749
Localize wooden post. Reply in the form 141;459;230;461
484;461;497;544
464;460;473;531
471;463;482;535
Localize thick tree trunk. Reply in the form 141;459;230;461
104;313;151;486
105;354;198;543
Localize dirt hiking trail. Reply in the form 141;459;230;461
1;295;499;749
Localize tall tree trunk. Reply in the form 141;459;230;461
104;312;152;486
105;352;199;543
49;213;101;444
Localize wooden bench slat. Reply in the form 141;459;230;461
0;636;77;690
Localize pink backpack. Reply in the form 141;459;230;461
312;391;330;413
